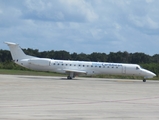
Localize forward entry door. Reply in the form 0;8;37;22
122;66;126;74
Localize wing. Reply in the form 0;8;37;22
63;69;87;79
63;69;87;74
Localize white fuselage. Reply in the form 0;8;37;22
5;41;156;81
16;58;155;78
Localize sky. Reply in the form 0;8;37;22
0;0;159;56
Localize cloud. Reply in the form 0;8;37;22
0;0;159;55
22;0;98;22
0;4;22;27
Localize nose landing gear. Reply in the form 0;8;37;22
143;79;146;82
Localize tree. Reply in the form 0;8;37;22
53;50;70;60
89;52;107;62
70;52;78;60
0;50;12;62
152;54;159;63
130;52;151;64
77;53;90;61
23;48;39;57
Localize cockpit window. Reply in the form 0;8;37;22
136;66;139;70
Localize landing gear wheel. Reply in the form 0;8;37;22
67;76;72;79
143;79;146;82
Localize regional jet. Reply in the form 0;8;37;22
5;42;156;82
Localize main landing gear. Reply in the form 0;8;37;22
67;72;75;79
67;76;73;79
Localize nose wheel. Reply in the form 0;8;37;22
143;79;146;82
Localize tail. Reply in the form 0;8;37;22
5;42;34;60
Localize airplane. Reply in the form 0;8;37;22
5;42;156;82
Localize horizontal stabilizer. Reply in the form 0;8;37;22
4;42;19;46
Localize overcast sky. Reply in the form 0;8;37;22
0;0;159;55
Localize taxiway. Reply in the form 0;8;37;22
0;75;159;120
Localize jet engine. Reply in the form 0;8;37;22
28;58;51;66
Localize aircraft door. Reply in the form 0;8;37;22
122;66;126;74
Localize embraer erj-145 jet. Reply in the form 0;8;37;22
5;42;156;82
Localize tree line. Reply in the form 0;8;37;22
22;49;159;64
0;48;159;76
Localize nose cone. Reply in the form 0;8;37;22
141;69;156;78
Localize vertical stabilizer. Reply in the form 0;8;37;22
4;42;33;60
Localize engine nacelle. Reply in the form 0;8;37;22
28;58;51;66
